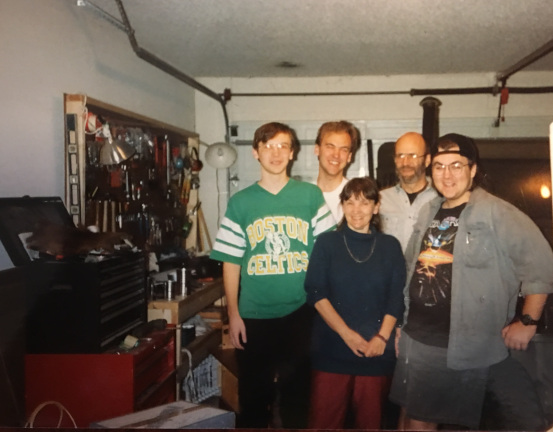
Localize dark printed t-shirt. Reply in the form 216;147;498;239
404;203;466;347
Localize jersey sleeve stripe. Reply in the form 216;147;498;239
215;225;247;249
212;241;245;258
220;216;244;236
312;204;336;237
211;216;247;259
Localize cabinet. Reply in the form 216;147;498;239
26;252;147;354
25;328;175;427
63;94;201;252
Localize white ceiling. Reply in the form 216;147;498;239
82;0;553;80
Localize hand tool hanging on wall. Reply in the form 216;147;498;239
197;205;212;251
95;200;101;228
189;147;203;174
154;135;160;169
158;137;167;193
180;174;191;206
102;198;109;232
111;200;117;232
165;135;171;194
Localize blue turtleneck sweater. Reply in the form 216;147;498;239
305;225;406;376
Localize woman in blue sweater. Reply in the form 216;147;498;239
305;176;406;429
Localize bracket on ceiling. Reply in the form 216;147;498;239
493;37;553;127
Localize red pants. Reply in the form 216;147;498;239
308;370;392;429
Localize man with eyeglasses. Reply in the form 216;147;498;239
314;121;360;222
380;132;438;251
389;133;553;430
211;122;335;428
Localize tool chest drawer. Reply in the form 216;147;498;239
26;253;147;354
25;328;176;427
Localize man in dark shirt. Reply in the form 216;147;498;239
390;133;553;430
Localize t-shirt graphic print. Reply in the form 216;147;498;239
405;203;466;347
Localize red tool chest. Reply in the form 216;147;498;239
25;329;176;427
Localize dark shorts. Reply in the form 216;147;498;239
482;354;546;430
389;331;488;429
390;332;546;430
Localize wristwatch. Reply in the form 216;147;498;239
519;314;540;326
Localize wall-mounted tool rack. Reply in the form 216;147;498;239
63;93;201;253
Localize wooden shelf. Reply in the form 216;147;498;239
148;278;224;325
177;328;222;381
212;347;239;413
147;277;225;399
212;347;238;377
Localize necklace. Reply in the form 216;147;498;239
343;234;377;264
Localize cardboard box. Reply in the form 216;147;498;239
91;400;235;429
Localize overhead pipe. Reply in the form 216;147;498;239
225;85;553;100
224;90;410;98
410;87;497;96
112;0;230;140
113;1;221;103
412;86;553;96
506;86;553;94
76;0;127;32
496;38;553;83
77;0;230;140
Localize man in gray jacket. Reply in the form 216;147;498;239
380;132;438;251
390;133;553;430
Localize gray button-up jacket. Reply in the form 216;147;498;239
380;179;438;252
404;187;553;370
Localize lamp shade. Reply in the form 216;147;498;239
99;124;135;165
205;142;237;169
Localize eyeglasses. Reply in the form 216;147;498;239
261;142;292;151
432;161;471;175
394;153;426;161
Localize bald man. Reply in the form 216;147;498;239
379;132;438;251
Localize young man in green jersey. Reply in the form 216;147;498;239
211;122;335;428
